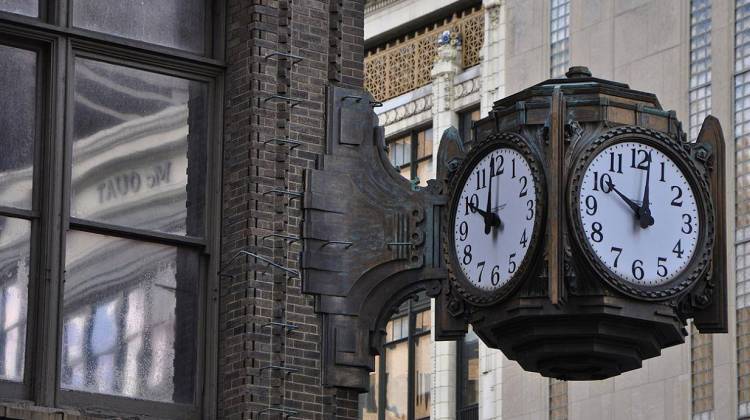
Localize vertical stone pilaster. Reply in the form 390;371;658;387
430;32;461;420
430;31;462;181
480;0;505;114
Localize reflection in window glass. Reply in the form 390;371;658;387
71;58;208;236
414;328;431;419
459;329;479;408
61;231;199;403
385;340;408;420
0;216;30;382
0;44;37;210
0;1;38;17
71;0;205;53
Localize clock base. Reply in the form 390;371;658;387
473;296;686;380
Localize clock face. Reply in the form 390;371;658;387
452;147;538;292
577;141;700;286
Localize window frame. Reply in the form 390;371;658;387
371;296;431;420
386;124;433;183
0;2;224;418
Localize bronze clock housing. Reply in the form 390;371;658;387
568;126;714;300
443;132;547;306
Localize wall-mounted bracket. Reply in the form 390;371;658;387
263;138;303;150
262;95;307;109
263;51;304;64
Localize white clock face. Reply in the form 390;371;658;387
453;147;537;291
578;141;700;286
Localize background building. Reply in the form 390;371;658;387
363;0;738;419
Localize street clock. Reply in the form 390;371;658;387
445;133;545;305
569;127;713;299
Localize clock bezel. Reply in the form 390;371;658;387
568;126;714;300
443;132;547;306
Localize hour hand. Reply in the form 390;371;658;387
605;180;641;217
468;203;502;231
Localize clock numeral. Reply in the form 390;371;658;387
592;172;613;193
462;244;472;265
459;221;468;241
511;158;516;179
609;152;623;174
519;176;528;197
672;239;684;259
631;259;644;281
670;185;683;207
520;228;528;248
681;214;693;234
477;261;486;283
494;155;504;176
526;200;534;220
464;194;479;216
630;148;649;170
491;265;501;285
610;246;623;268
657;257;668;278
508;253;517;274
590;222;603;243
476;169;487;190
659;161;666;182
585;195;597;216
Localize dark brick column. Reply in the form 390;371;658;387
220;1;364;419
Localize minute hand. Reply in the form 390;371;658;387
605;180;641;217
638;154;655;228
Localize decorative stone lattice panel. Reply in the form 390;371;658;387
364;7;484;101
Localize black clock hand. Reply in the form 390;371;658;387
605;180;641;218
468;203;502;230
485;157;494;234
638;153;655;228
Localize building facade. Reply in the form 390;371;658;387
0;0;368;419
363;0;739;419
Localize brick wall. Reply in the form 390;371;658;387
219;1;364;419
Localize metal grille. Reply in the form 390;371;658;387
364;7;484;102
689;0;712;141
550;0;570;78
549;378;568;420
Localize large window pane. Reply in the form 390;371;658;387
0;1;38;17
413;312;431;419
0;216;30;382
61;231;199;403
385;340;408;420
71;0;205;53
0;44;36;210
71;58;208;236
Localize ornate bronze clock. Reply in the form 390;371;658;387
568;127;714;299
443;132;545;305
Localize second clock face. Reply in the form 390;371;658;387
453;147;537;291
578;141;700;286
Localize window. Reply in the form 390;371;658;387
456;329;478;420
0;2;221;418
737;0;750;416
550;0;570;78
358;295;432;420
689;0;712;141
458;107;481;145
387;126;433;186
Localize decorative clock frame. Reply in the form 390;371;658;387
567;126;715;300
443;131;547;306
